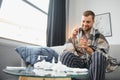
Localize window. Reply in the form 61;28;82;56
0;0;49;46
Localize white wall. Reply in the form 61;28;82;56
68;0;120;45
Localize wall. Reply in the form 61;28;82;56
68;0;120;45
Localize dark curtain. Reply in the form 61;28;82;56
47;0;66;47
0;0;2;8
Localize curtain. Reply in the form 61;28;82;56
47;0;66;47
0;0;2;8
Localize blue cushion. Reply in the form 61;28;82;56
15;46;59;65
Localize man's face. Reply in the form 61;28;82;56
81;15;94;32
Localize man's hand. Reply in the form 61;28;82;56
70;27;79;39
78;37;93;54
69;27;79;44
78;45;93;55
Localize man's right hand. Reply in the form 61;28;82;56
70;27;79;39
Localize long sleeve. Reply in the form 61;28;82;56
89;32;110;55
95;34;110;54
66;38;73;43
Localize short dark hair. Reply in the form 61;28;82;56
83;10;95;21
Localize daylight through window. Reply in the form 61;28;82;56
0;0;49;46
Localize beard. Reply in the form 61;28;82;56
82;26;92;32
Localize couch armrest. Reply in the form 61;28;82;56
50;45;65;55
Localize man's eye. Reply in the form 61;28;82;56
87;21;90;23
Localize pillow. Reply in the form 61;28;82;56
15;46;59;65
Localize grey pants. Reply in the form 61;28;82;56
60;51;106;80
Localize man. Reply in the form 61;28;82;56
60;10;109;80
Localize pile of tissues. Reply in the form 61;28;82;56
33;60;88;76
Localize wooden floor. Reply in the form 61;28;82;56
19;76;71;80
